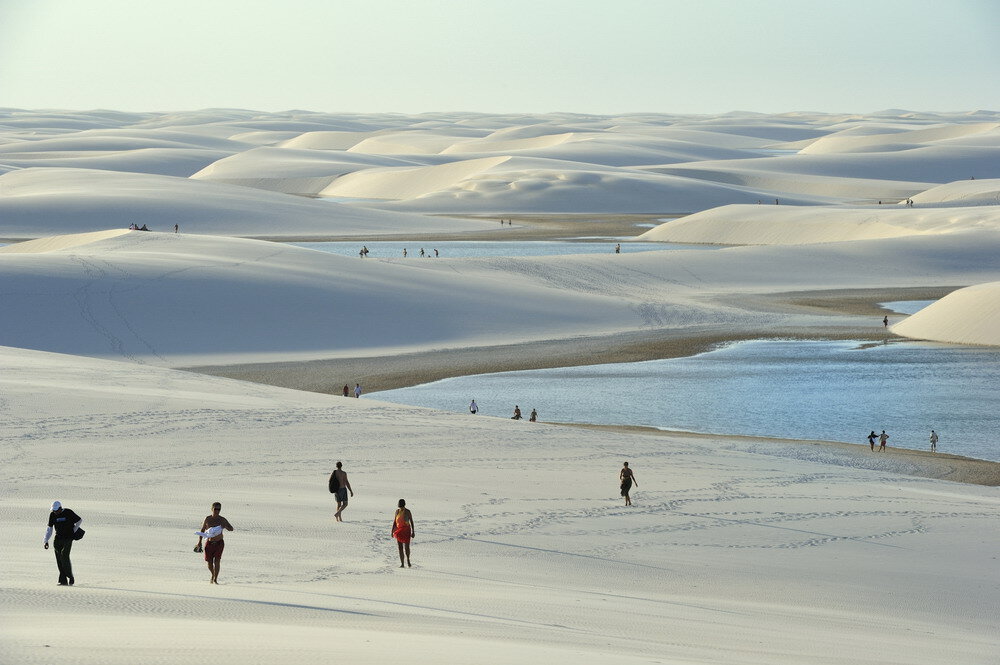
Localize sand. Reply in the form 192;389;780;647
2;108;1000;665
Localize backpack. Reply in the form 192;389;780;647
329;471;340;494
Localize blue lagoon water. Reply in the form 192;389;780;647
372;340;1000;462
291;240;715;259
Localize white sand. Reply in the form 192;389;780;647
1;108;999;664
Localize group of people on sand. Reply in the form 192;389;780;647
510;405;537;421
866;429;940;453
328;461;414;567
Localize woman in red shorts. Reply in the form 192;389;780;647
391;499;415;568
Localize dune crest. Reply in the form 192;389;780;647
892;281;1000;346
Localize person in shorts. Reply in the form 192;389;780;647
330;461;354;522
194;502;234;584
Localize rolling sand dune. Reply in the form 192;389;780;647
0;168;495;239
892;281;1000;346
638;201;1000;245
1;108;999;665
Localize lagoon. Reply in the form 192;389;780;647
372;339;1000;462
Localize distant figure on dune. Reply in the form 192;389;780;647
343;384;349;397
529;408;537;422
930;430;938;453
174;224;178;233
511;405;522;420
195;502;234;584
868;431;877;451
354;384;362;398
620;462;637;506
878;430;889;452
329;461;354;522
469;399;478;414
139;224;150;231
391;499;415;568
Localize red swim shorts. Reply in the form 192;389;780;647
204;539;225;561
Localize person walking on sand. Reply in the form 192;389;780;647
878;430;889;452
343;384;349;397
44;501;82;586
512;405;522;420
194;502;234;584
391;499;415;568
620;462;637;506
469;399;478;414
529;408;537;422
868;431;877;451
354;383;362;398
329;461;354;522
615;243;621;254
883;315;889;329
930;430;939;453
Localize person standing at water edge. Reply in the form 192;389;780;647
868;431;877;451
878;430;889;452
195;502;234;584
392;499;415;568
342;384;349;397
354;383;362;398
44;501;82;586
469;399;478;414
883;315;889;329
615;243;621;254
620;462;637;506
329;461;354;522
529;408;537;422
930;430;938;452
512;405;522;420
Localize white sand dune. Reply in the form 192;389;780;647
891;281;1000;346
4;229;1000;368
2;108;1000;664
191;146;425;195
0;168;495;239
909;178;1000;206
638;202;1000;245
2;344;997;665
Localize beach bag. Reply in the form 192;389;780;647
73;528;86;541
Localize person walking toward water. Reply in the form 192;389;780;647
529;408;537;422
343;384;349;397
930;430;938;452
620;462;637;506
391;499;415;568
868;431;877;451
883;315;889;329
512;405;522;420
44;501;82;586
354;383;362;398
329;461;354;522
195;502;234;584
469;399;478;414
878;430;889;452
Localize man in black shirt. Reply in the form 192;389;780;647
44;501;82;586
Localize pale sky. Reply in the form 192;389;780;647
1;0;998;114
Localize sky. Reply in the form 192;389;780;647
1;0;998;115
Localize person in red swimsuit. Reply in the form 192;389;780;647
391;499;415;568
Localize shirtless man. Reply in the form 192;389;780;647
194;502;234;584
330;461;354;522
620;462;638;506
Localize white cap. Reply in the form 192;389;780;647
51;501;62;511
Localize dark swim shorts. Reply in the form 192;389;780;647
204;539;225;561
336;488;348;504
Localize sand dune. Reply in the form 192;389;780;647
0;168;494;239
891;281;1000;346
638;201;1000;245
